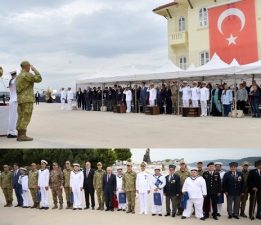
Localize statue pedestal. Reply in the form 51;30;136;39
0;105;9;135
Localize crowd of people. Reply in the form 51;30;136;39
67;80;261;117
1;159;260;221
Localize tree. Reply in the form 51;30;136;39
114;149;132;165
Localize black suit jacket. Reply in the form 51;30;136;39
83;168;95;190
163;174;180;197
247;169;261;194
103;174;116;193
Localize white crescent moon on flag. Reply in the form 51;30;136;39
217;8;246;35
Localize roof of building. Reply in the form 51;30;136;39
152;1;178;12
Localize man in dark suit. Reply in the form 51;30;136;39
35;91;40;105
247;159;261;220
103;167;116;211
202;162;221;220
12;163;23;207
83;161;95;210
140;82;147;113
163;164;180;217
223;162;244;219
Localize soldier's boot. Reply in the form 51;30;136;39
70;203;73;209
66;202;70;209
59;204;63;210
36;203;40;209
126;204;132;213
4;201;9;207
52;204;58;209
7;201;13;207
17;130;33;142
100;204;104;210
31;203;37;208
131;206;135;214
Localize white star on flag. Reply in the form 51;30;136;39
226;34;238;46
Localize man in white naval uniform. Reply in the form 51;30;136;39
200;82;210;117
70;163;84;210
150;167;166;216
116;167;126;211
18;168;29;208
191;81;200;107
147;84;157;106
215;162;226;216
67;87;73;110
38;160;50;210
7;71;18;138
179;81;191;107
60;88;67;110
182;168;207;220
123;87;132;113
136;162;150;215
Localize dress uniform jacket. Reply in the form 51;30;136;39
202;171;221;195
223;171;244;196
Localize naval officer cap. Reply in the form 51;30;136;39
207;162;214;167
169;164;176;169
73;163;80;167
41;160;48;165
20;61;30;67
229;162;238;167
20;167;27;172
255;159;261;167
214;162;223;166
10;71;17;76
140;161;147;167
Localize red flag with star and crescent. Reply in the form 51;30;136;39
208;0;258;64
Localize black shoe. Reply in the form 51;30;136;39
240;213;247;218
165;213;170;217
105;209;110;211
256;216;261;220
44;207;49;210
233;215;239;219
204;215;209;219
217;213;221;217
40;207;45;210
200;217;205;220
152;214;156;216
158;214;162;216
172;214;176;218
213;216;218;220
7;134;17;138
228;215;233;219
73;208;77;210
122;209;126;211
181;216;187;219
84;207;89;209
250;217;255;220
14;204;20;207
117;209;122;211
111;209;114;211
78;208;82;210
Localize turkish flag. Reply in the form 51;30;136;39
208;0;258;64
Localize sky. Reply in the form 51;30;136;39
131;148;261;163
0;0;171;92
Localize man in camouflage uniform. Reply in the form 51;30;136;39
93;162;106;210
123;162;137;214
63;161;72;209
16;61;42;141
175;160;190;215
50;162;64;209
29;163;39;208
170;81;179;114
197;161;204;176
240;161;249;217
0;165;13;207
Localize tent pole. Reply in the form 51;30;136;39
102;83;104;108
234;74;237;117
177;81;180;115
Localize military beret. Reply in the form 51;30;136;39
126;162;132;166
169;164;176;169
255;159;261;167
140;161;147;167
10;71;17;76
207;162;214;167
229;162;238;167
41;160;48;165
20;61;30;67
214;162;223;166
73;163;80;167
20;167;27;171
242;161;249;166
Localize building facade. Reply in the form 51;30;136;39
153;0;261;68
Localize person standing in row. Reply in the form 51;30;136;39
35;91;40;105
147;84;157;106
12;163;23;207
215;162;226;216
63;161;72;209
103;167;116;211
67;87;73;110
93;162;106;210
136;161;150;215
70;163;84;210
124;87;132;113
18;168;29;208
116;168;126;211
0;165;13;207
140;82;147;113
221;84;233;117
50;162;64;210
179;81;191;107
28;163;39;208
164;164;180;217
123;162;136;214
60;88;67;110
38;160;50;210
83;161;95;210
202;162;221;220
196;161;204;176
191;81;200;107
240;161;250;218
200;82;210;117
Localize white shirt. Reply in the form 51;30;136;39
136;171;151;193
182;176;207;199
9;78;17;103
150;174;166;190
116;175;123;191
191;87;200;100
180;86;191;100
148;88;157;101
200;87;210;101
61;90;67;100
67;90;73;100
38;169;50;188
124;90;132;101
18;175;28;191
70;171;84;191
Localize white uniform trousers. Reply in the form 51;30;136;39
117;191;126;210
67;100;72;110
182;198;204;218
151;191;163;214
149;100;155;106
200;100;207;116
40;187;49;207
182;100;189;107
61;99;66;110
126;101;131;113
7;101;18;135
22;190;29;207
192;100;199;107
138;192;148;214
217;203;223;214
73;189;83;209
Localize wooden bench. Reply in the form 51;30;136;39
181;107;201;117
113;105;126;113
145;106;160;115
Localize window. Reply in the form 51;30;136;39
179;56;187;69
178;17;185;32
200;51;209;65
199;8;208;27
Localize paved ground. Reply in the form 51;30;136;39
0;103;260;148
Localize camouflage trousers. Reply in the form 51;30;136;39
2;188;13;203
240;192;249;214
17;103;33;131
171;97;178;114
96;188;104;208
51;186;63;205
29;188;38;204
64;187;71;203
126;191;135;211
